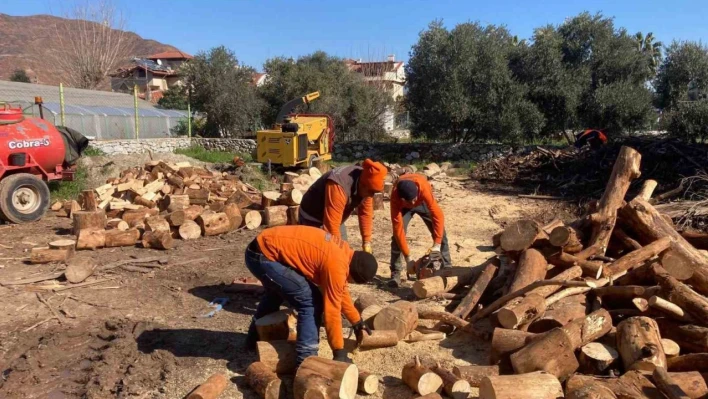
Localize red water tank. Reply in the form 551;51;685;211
0;114;66;176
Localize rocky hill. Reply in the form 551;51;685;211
0;13;179;88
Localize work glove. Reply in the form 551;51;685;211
333;349;353;364
352;320;372;347
362;242;373;254
404;255;416;275
427;243;442;255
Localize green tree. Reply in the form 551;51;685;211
258;51;392;141
158;87;188;110
182;46;263;137
662;101;708;142
10;69;31;83
654;41;708;109
634;32;663;75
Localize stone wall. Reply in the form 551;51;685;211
191;138;256;154
334;141;514;163
88;138;192;155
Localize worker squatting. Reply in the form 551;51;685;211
245;159;450;367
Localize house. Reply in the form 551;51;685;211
109;50;193;103
346;55;406;131
252;72;268;87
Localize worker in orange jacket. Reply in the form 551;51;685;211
299;159;387;253
245;225;378;366
389;173;451;287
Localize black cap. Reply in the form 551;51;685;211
397;180;418;201
349;251;378;284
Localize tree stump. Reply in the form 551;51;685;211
72;210;106;236
402;356;443;396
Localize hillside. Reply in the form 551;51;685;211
0;13;179;88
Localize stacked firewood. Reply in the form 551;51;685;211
44;161;323;256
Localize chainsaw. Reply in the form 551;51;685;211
406;252;445;280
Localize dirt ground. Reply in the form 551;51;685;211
0;161;574;399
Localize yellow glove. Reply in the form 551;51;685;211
362;242;373;254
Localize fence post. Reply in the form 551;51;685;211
133;85;139;140
187;103;192;138
59;83;66;126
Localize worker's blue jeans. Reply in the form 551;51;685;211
245;245;323;366
390;203;452;272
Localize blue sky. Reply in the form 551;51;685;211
4;0;707;70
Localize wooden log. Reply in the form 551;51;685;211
566;371;662;399
48;239;76;250
165;194;190;211
133;195;156;209
638;179;659;201
256;340;297;374
652;264;708;326
186;188;210;205
197;212;231;236
280;182;293;193
50;200;64;211
104;228;140;248
432;363;471;399
106;218;129;231
586;146;642;256
479;372;564;399
566;382;617;399
142;230;174;250
652;366;691;399
451;260;498;318
649;296;692;322
145;216;170;233
245;361;283;399
122;208;159;227
660;250;697;281
360;305;382;328
547;252;604;279
490;328;537;365
404;331;445;342
255;309;297;342
497;294;546;329
508;248;548;293
561;308;613;349
510;327;579;379
358;330;399;350
279;189;303;206
179;220;202;240
528;295;587;333
384;182;393;198
549;226;584;253
373;301;418;340
664;372;708;399
72;210;106;235
358;371;379;395
294;357;358;399
668;354;708;372
453;365;499;388
373;193;384;211
165;211;186;227
680;230;708;250
612;226;643;252
620;197;708;295
287;205;299;225
662;338;681;359
223;203;242;230
617;316;666;371
604;237;672;276
244;210;263;230
183;205;204;221
500;220;548;252
167;174;184;189
64;200;81;218
657;319;708;353
76;228;106;250
529;266;584;298
283;171;298;183
261;191;281;208
186;373;228;399
402;356;443;396
30;247;71;264
578;342;619;374
354;294;380;313
264;205;288;227
80;190;98;211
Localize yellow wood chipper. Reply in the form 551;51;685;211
256;92;334;167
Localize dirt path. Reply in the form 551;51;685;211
0;171;565;399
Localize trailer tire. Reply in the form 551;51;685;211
0;173;50;224
307;154;317;168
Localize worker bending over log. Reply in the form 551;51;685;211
390;173;450;287
299;159;387;253
245;225;377;366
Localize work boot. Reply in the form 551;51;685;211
387;271;402;288
245;319;259;350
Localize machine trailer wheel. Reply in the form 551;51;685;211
307;154;318;168
0;173;50;224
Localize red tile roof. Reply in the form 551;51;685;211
251;72;267;86
147;50;193;60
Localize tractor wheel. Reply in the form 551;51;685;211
0;173;50;224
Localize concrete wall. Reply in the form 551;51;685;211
333;141;515;163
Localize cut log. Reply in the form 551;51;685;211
638;179;659;201
279;189;303;206
179;220;202;240
30;247;71;264
245;361;283;399
510;327;579;379
649;296;692;322
373;193;384;211
566;382;617;399
186;373;228;399
286;206;299;225
508;248;548;293
294;357;358;399
585;146;642;256
561;308;613;349
499;220;548;252
223;203;242;230
680;230;708;250
284;171;299;183
656;319;708;353
566;371;662;399
547;252;604;279
72;210;106;235
384;182;393;198
451;260;498;318
578;342;619;374
48;239;76;250
186;188;210;205
432;363;471;399
403;331;446;342
416;309;484;339
243;210;263;230
617;316;666;371
197;212;231;236
660;250;697;281
603;236;672;276
402;356;443;396
652;264;708;327
620;197;708;295
453;365;499;388
497;293;546;329
142;230;174;250
358;371;379;395
167;175;184;189
528;295;587;333
122;208;159;227
183;205;204;221
280;182;293;193
652;366;691;399
490;328;537;365
261;191;281;208
256;340;297;374
529;266;584;298
357;330;399;350
50;200;64;211
373;301;418;340
668;354;708;372
308;167;322;179
133;195;156;209
165;194;190;211
479;372;563;399
145;216;170;233
354;293;380;313
549;226;584;253
76;228;106;250
104;228;140;248
664;372;708;399
360;305;382;328
165;211;186;227
80;190;98;211
255;309;297;342
64;200;81;218
264;205;288;227
106;218;129;231
662;338;681;358
612;227;643;251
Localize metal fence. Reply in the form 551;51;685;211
1;80;190;140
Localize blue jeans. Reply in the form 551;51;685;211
245;244;323;366
390;203;452;272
